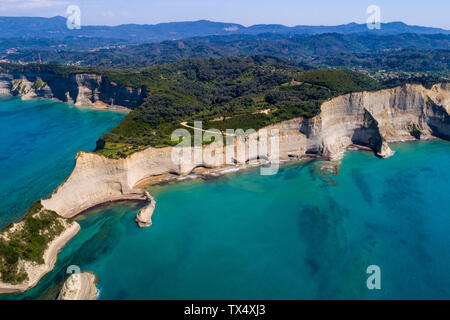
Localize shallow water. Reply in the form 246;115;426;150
3;139;449;300
0;97;125;228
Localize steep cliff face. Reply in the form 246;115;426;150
0;71;146;109
305;83;450;159
3;82;448;293
0;74;12;96
42;83;450;219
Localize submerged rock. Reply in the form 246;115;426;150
6;82;448;295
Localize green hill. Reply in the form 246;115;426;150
94;57;384;157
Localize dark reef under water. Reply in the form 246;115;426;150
1;97;449;300
3;140;450;300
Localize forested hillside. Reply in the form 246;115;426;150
6;33;450;70
91;57;382;157
2;56;445;158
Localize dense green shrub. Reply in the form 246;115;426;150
93;58;387;157
4;57;431;159
0;202;65;284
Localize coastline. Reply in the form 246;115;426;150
0;68;146;112
1;82;449;294
89;138;435;204
73;101;131;114
134;155;323;188
53;190;151;220
0;137;441;296
24;135;445;292
0;222;80;294
0;94;131;114
57;271;99;300
0;95;128;295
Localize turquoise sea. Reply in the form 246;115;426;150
1;97;450;299
0;97;125;228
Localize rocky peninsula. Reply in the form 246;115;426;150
41;83;450;217
0;82;449;293
0;67;145;110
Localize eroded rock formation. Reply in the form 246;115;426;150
0;70;146;110
42;83;450;220
2;82;449;293
57;271;98;300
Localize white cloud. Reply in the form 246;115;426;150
0;0;69;12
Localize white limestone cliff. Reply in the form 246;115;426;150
1;82;449;293
41;83;450;220
0;70;146;110
57;271;98;300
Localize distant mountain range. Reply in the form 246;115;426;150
1;16;449;44
1;16;448;76
7;32;449;71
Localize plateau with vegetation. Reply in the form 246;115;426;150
0;54;449;293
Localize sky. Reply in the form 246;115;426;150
0;0;449;29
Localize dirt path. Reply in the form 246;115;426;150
180;122;237;137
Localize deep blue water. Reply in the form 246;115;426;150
0;97;125;228
1;97;449;299
3;139;450;299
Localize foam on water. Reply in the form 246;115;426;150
1;97;449;299
4;139;450;300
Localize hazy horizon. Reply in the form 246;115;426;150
0;0;449;29
2;15;450;31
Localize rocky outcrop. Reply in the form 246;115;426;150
57;271;98;300
41;83;449;219
3;83;449;293
135;192;156;228
0;69;146;110
309;83;450;159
